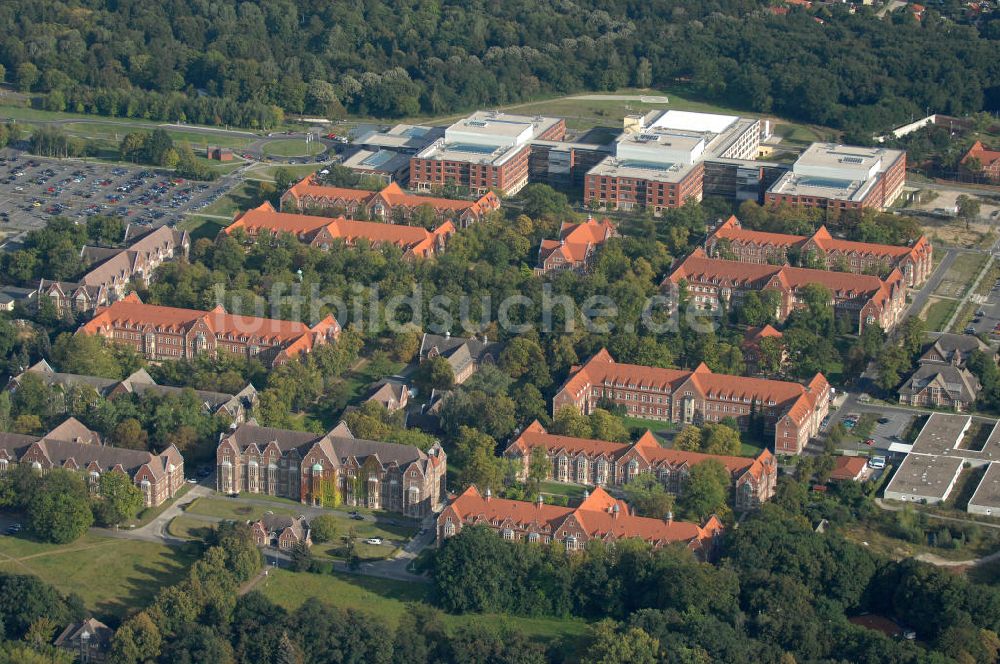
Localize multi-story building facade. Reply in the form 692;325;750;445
536;218;617;274
280;179;500;227
553;350;830;455
0;417;184;507
38;225;190;316
765;143;907;211
410;111;565;196
504;421;777;510
664;248;907;334
226;202;455;259
78;293;341;368
585;110;761;214
216;422;446;517
705;216;933;287
437;485;723;559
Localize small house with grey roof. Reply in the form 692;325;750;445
418;333;503;384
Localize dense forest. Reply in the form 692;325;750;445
0;1;997;133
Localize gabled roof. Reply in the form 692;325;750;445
538;218;617;266
283;176;499;217
963;141;1000;169
666;249;902;304
222;423;429;469
557;350;827;426
78;294;337;360
446;485;719;549
899;364;980;402
707;216;930;263
743;325;783;347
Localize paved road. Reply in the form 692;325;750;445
93;482;435;583
906;247;957;320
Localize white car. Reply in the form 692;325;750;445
365;537;383;545
868;456;886;469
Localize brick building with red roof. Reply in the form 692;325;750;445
225;202;455;259
664;248;907;334
705;216;933;287
504;421;777;510
553;350;829;455
437;484;723;558
961;141;1000;183
741;325;786;375
77;293;340;368
280;177;500;227
535;218;617;274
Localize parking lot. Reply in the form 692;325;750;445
0;148;236;245
966;270;1000;337
825;405;916;457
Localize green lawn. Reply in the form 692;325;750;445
621;416;675;437
934;252;988;298
0;533;196;621
128;483;191;528
178;215;227;241
185;497;296;521
260;569;589;641
244;163;323;183
199;180;273;218
311;539;397;562
538;480;588;500
57;121;254;151
921;297;959;332
262;138;323;158
167;515;216;540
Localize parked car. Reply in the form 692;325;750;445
864;438;876;447
868;456;886;469
365;538;382;545
878;417;890;424
351;515;364;521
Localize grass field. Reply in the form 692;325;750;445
129;483;191;528
538;480;588;501
167;515;216;541
934;252;988;298
199;180;273;218
178;215;228;241
262;138;322;158
186;497;296;521
260;569;589;641
921;218;997;250
921;297;959;331
244;163;322;183
0;533;196;620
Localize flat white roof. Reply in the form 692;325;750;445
649;110;739;135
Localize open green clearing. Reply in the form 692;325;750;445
934;252;988;298
260;569;589;641
244;163;323;183
178;215;228;241
185;496;296;521
198;180;272;218
167;515;216;541
0;533;195;620
128;483;191;528
262;138;323;157
921;297;959;331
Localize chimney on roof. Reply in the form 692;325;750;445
665;510;673;524
483;335;488;344
612;503;620;519
536;494;544;507
582;489;589;500
485;487;492;502
445;330;450;339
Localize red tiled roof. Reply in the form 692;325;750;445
447;485;719;547
708;217;930;263
667;248;901;302
744;325;783;345
539;218;616;266
830;455;868;481
284;177;500;216
227;202;331;237
963;141;1000;171
558;349;826;426
78;294;338;359
224;202;454;258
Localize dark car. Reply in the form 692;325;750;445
878;417;890;424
